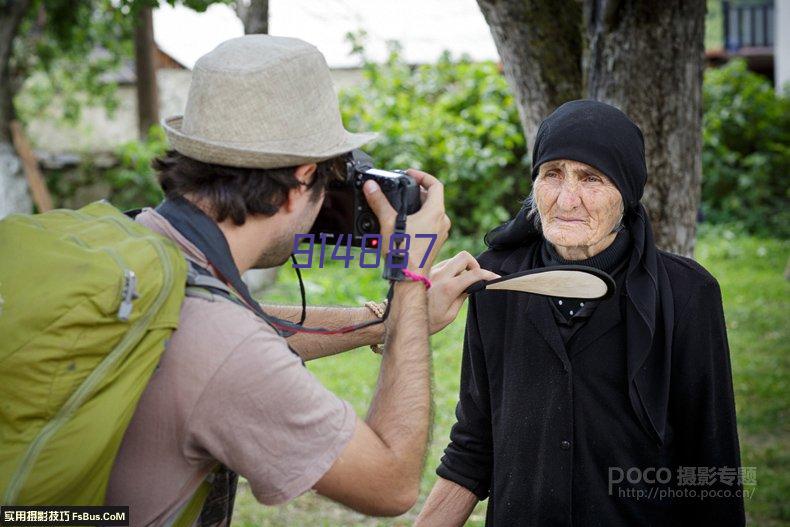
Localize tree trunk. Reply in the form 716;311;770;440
237;0;269;34
476;0;583;146
0;0;33;218
134;6;159;139
584;0;706;255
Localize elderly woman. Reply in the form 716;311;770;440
415;101;745;526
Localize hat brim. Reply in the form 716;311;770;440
162;115;378;169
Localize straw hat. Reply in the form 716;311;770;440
162;35;377;169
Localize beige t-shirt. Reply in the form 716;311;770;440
104;209;356;526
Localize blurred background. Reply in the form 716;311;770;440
0;0;787;525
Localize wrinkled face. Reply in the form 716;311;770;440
534;159;624;250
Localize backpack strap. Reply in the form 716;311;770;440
184;260;246;308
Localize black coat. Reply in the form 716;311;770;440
437;241;745;526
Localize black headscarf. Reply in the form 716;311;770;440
484;99;675;446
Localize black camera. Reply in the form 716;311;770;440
309;150;422;247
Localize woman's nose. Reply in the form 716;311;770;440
557;183;582;210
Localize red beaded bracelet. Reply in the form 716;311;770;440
402;268;432;289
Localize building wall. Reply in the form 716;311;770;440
25;69;192;155
330;68;365;92
776;0;790;91
25;68;365;156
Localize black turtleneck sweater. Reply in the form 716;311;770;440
540;229;631;345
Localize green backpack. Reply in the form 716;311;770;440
0;201;220;525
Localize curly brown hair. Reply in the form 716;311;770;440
153;150;349;226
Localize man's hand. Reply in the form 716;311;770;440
363;168;451;275
428;252;499;334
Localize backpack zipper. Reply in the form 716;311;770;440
117;269;138;321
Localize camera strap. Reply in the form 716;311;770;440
155;196;300;337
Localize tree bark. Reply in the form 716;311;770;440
134;6;159;139
0;0;33;218
584;0;706;255
237;0;269;34
476;0;583;146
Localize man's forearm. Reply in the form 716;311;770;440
366;280;431;491
264;304;385;361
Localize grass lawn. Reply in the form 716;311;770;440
235;229;788;526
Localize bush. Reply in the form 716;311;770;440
702;59;790;238
339;37;530;238
44;125;166;212
104;125;167;210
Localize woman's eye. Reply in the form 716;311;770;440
546;171;560;178
585;175;601;182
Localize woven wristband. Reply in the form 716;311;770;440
402;268;432;289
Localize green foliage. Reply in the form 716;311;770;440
44;125;166;211
704;0;723;50
702;59;790;238
104;124;167;209
13;0;231;125
13;0;131;124
339;33;530;238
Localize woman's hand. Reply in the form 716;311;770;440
427;251;500;334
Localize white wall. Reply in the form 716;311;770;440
24;67;364;156
776;0;790;92
23;69;193;155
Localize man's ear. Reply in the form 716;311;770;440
284;163;318;213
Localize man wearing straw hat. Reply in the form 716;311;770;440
104;35;498;526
